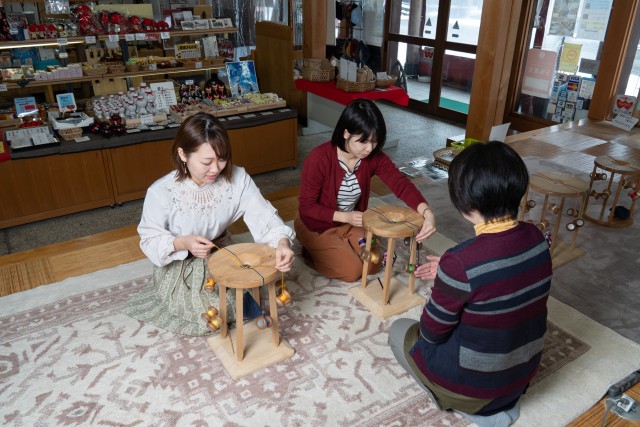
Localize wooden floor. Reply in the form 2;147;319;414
1;118;639;425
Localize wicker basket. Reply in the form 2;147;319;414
108;63;126;74
82;64;105;77
125;63;141;72
302;66;335;82
58;127;82;141
376;76;397;87
336;77;375;92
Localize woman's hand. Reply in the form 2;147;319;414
334;211;364;227
416;208;436;242
414;255;440;280
275;239;294;272
174;235;214;259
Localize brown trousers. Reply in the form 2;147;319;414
294;217;381;282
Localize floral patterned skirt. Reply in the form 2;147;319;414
122;256;238;336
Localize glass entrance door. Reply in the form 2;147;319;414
385;0;483;122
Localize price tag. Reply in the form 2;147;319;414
185;79;194;85
57;38;68;46
168;123;181;128
0;84;7;92
126;128;141;133
108;34;119;43
148;63;157;71
161;32;170;39
135;33;146;41
150;126;165;130
76;136;90;142
195;61;202;69
85;36;96;44
58;52;69;59
140;114;155;126
125;34;135;42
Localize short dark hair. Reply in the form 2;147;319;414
331;99;386;156
447;141;529;221
172;112;233;182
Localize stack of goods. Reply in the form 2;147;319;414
170;92;286;122
87;82;168;127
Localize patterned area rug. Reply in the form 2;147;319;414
0;255;600;426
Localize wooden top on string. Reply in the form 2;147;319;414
208;243;279;289
362;205;423;238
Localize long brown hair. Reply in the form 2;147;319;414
172;112;233;182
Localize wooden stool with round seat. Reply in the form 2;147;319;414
206;243;294;380
348;205;426;319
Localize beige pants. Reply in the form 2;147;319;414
295;218;381;282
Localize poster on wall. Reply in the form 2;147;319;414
521;49;557;98
548;0;581;36
576;0;612;41
225;61;259;97
559;43;582;74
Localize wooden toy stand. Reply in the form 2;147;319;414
582;156;639;228
349;205;426;319
206;243;294;380
519;172;589;268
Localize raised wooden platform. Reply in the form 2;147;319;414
207;322;294;380
349;277;425;319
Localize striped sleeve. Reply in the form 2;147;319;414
420;251;470;343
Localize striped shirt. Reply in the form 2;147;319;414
410;221;552;401
337;159;361;212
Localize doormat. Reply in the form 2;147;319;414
421;97;470;114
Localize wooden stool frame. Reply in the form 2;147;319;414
349;205;426;319
583;156;639;228
207;243;294;379
519;172;588;265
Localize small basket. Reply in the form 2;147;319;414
107;63;126;74
82;64;105;77
302;66;335;82
125;63;141;72
336;77;375;93
376;76;397;87
58;127;82;141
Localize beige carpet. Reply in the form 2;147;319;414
1;231;639;426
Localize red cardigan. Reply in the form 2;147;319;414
299;141;428;233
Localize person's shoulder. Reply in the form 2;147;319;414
149;171;177;191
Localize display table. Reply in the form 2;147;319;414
295;79;409;138
0;107;298;229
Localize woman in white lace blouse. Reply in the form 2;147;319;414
124;112;295;336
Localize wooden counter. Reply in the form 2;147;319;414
0;108;298;229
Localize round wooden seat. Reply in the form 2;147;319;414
209;243;280;289
362;205;423;239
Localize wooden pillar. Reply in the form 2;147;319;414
588;0;640;120
466;1;524;141
303;0;327;59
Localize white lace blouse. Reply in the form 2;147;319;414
138;166;295;267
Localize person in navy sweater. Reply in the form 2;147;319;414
388;141;552;426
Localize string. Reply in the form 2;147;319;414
368;207;420;235
211;243;265;287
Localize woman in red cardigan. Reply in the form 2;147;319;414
295;99;436;282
